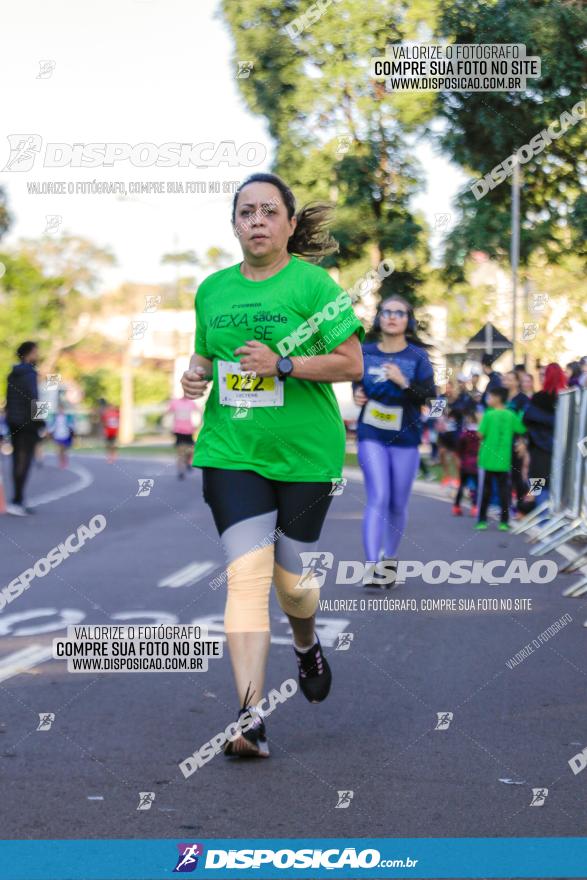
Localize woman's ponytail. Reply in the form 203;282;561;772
232;173;339;263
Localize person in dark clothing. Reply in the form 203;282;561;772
480;354;503;408
566;361;582;388
453;408;480;516
5;341;43;515
437;380;460;486
519;363;567;512
450;374;475;432
504;370;530;511
504;370;530;414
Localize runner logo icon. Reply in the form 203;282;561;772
173;843;204;872
3;134;42;171
335;632;354;651
435;712;453;730
37;713;55;731
428;399;447;417
329;478;347;496
32;400;50;420
530;787;548;806
296;552;334;589
335;790;354;809
136;479;155;497
137;792;155;810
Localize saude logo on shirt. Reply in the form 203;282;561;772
208;308;288;342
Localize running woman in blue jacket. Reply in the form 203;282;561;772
353;296;436;585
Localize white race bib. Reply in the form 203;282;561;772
362;399;403;431
218;360;284;408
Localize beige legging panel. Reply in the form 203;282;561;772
224;545;321;633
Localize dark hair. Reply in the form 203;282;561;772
371;295;425;346
16;341;37;360
567;361;581;379
231;173;339;263
481;354;495;368
514;363;526;374
506;369;521;392
488;386;508;404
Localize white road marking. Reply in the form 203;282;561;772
157;561;217;588
28;462;94;507
0;644;54;682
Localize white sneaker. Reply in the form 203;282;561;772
6;503;28;516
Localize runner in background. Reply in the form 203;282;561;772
166;396;200;479
5;341;44;516
353;296;435;585
99;399;120;464
47;403;75;469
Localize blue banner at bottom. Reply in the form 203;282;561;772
0;837;584;879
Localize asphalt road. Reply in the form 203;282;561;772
0;450;586;844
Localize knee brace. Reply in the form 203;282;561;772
224;544;274;633
272;534;323;619
273;562;320;619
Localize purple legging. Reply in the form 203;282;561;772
357;440;420;561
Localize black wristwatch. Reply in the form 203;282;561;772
276;356;294;381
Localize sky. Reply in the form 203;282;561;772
0;0;468;292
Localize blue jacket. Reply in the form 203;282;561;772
354;342;436;447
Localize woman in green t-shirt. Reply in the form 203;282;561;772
181;173;364;759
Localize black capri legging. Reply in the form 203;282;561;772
201;467;333;633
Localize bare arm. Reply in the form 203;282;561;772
235;333;363;383
188;353;213;379
180;353;213;399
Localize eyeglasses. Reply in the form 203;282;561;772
380;308;408;319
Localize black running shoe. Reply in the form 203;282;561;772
224;684;270;759
363;559;397;589
294;637;332;703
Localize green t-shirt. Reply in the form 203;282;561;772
191;255;365;482
478;407;527;472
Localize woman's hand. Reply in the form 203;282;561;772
234;340;278;377
353;386;368;406
181;366;209;399
385;362;409;389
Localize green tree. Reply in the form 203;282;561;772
0;252;64;382
15;234;116;372
437;0;586;277
0;186;12;242
220;0;439;302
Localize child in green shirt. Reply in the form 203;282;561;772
475;386;527;531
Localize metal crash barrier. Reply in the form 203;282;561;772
512;388;587;600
